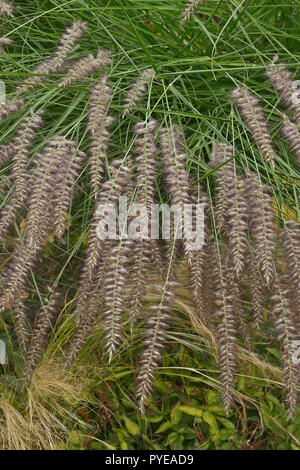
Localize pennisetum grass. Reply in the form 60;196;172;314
128;119;162;330
0;97;24;122
0;0;13;17
181;0;204;24
209;142;235;233
64;160;131;366
51;143;85;240
160;124;194;263
266;63;300;128
0;109;44;242
272;277;299;419
188;187;210;324
210;144;248;277
280;220;300;330
122;68;155;118
59;49;111;88
246;252;265;328
246;172;276;287
0;36;12;55
88;75;114;197
137;278;179;414
22;288;61;385
231;87;278;168
281;114;300;168
0;10;299;425
103;237;132;363
0;136;84;312
226;175;248;278
210;250;238;414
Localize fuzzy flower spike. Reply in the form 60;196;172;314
231;87;278;168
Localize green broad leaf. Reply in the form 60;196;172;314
141;433;161;450
260;404;287;439
184;386;200;394
156;421;173;434
154;379;171;393
237;375;247;391
116;428;128;442
206;405;226;417
147;415;163;423
220;428;237;441
199;441;211;450
178;405;204;418
105;371;132;381
203;411;221;443
288;423;300;443
266;348;282;360
216;417;236;431
122;416;140;436
205;390;220;405
265;393;282;410
166;432;180;446
170;406;183;425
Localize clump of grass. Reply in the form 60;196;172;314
0;6;299;433
0;359;90;450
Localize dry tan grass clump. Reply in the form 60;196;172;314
0;359;90;449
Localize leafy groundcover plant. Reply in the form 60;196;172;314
0;0;299;450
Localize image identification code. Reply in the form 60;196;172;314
105;454;194;466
